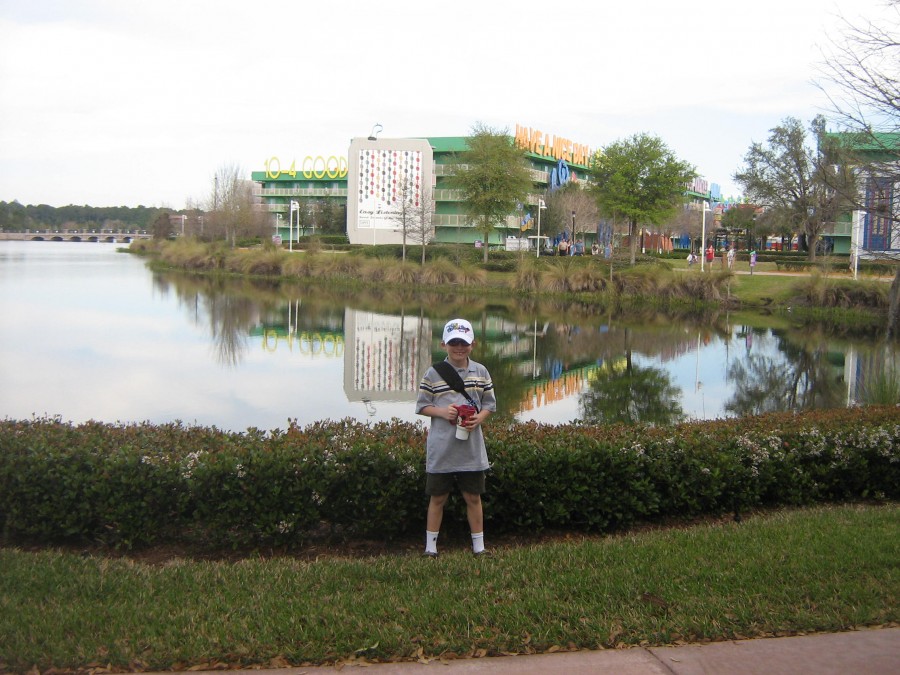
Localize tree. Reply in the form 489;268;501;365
406;187;436;265
448;122;534;263
818;2;899;143
734;116;858;261
391;180;428;263
817;1;900;337
150;210;173;239
590;133;695;265
721;204;762;250
206;163;269;246
543;182;599;245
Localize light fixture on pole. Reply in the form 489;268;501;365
699;200;710;271
536;198;546;258
289;200;300;252
851;209;863;280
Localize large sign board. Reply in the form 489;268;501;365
346;137;434;245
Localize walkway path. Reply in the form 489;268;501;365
143;626;899;675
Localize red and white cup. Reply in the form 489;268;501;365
455;405;477;440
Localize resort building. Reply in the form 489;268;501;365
251;124;720;250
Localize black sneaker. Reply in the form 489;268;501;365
422;551;439;558
473;549;492;557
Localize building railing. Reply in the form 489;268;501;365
434;164;546;183
433;214;527;229
257;187;348;199
822;221;853;236
433;188;464;202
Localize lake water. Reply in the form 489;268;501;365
1;240;895;432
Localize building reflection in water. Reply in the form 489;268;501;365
344;309;432;409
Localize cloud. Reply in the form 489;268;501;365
0;0;889;207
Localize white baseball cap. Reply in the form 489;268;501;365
442;318;474;344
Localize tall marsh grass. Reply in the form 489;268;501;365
794;273;889;309
421;259;461;285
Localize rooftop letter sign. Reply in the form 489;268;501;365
514;124;592;166
264;155;348;180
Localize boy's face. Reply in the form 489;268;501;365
443;338;473;365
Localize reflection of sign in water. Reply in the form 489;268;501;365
344;310;432;402
261;330;344;356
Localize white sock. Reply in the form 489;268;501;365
425;530;439;554
471;532;485;554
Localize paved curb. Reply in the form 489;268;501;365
140;627;900;675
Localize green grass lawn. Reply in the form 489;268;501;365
2;503;897;672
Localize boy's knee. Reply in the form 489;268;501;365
429;493;450;508
461;492;482;506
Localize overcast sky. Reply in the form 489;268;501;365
0;0;891;210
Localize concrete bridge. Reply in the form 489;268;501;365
0;231;152;244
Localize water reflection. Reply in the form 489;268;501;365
150;266;898;427
0;241;895;432
725;327;845;416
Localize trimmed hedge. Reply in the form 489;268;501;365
1;408;898;550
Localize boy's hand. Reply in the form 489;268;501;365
463;410;490;430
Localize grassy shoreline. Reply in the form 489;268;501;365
130;239;894;323
2;503;897;673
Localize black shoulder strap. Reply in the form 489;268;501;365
432;361;480;412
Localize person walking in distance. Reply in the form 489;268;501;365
416;319;496;557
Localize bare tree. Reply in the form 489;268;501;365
817;1;900;336
544;183;599;246
392;180;416;262
206;163;269;246
406;187;436;265
662;204;706;252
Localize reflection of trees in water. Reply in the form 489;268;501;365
579;361;684;425
155;272;272;367
205;292;257;367
725;329;845;416
150;268;882;417
578;329;684;426
537;315;727;376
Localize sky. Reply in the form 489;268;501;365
0;0;892;210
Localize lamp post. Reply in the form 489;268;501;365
851;209;863;280
289;200;300;252
699;200;710;271
536;198;546;258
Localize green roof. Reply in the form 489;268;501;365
831;131;900;153
423;137;470;152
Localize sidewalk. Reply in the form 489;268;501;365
157;627;899;675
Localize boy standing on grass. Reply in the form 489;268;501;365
416;319;496;557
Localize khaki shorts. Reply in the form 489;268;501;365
426;471;486;496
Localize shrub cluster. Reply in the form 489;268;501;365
1;407;897;551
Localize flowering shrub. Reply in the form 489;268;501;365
0;407;897;550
